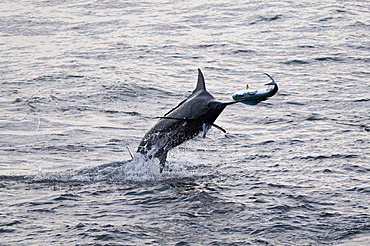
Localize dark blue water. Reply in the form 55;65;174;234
1;0;369;245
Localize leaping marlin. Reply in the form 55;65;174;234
136;69;278;172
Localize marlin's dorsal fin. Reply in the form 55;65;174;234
194;68;206;92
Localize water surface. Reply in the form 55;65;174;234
1;0;369;245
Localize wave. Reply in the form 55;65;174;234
295;154;359;161
232;49;256;54
282;55;369;66
283;59;310;65
315;57;344;62
250;15;283;25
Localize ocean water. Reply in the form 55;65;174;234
1;0;369;245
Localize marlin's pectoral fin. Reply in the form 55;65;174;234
202;123;227;138
211;123;226;133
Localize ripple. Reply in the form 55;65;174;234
250;14;283;24
283;59;309;65
53;194;81;201
296;154;359;161
232;49;256;54
314;57;344;62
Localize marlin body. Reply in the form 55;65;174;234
136;69;278;172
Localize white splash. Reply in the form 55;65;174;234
32;148;210;184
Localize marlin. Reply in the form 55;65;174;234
136;69;278;172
